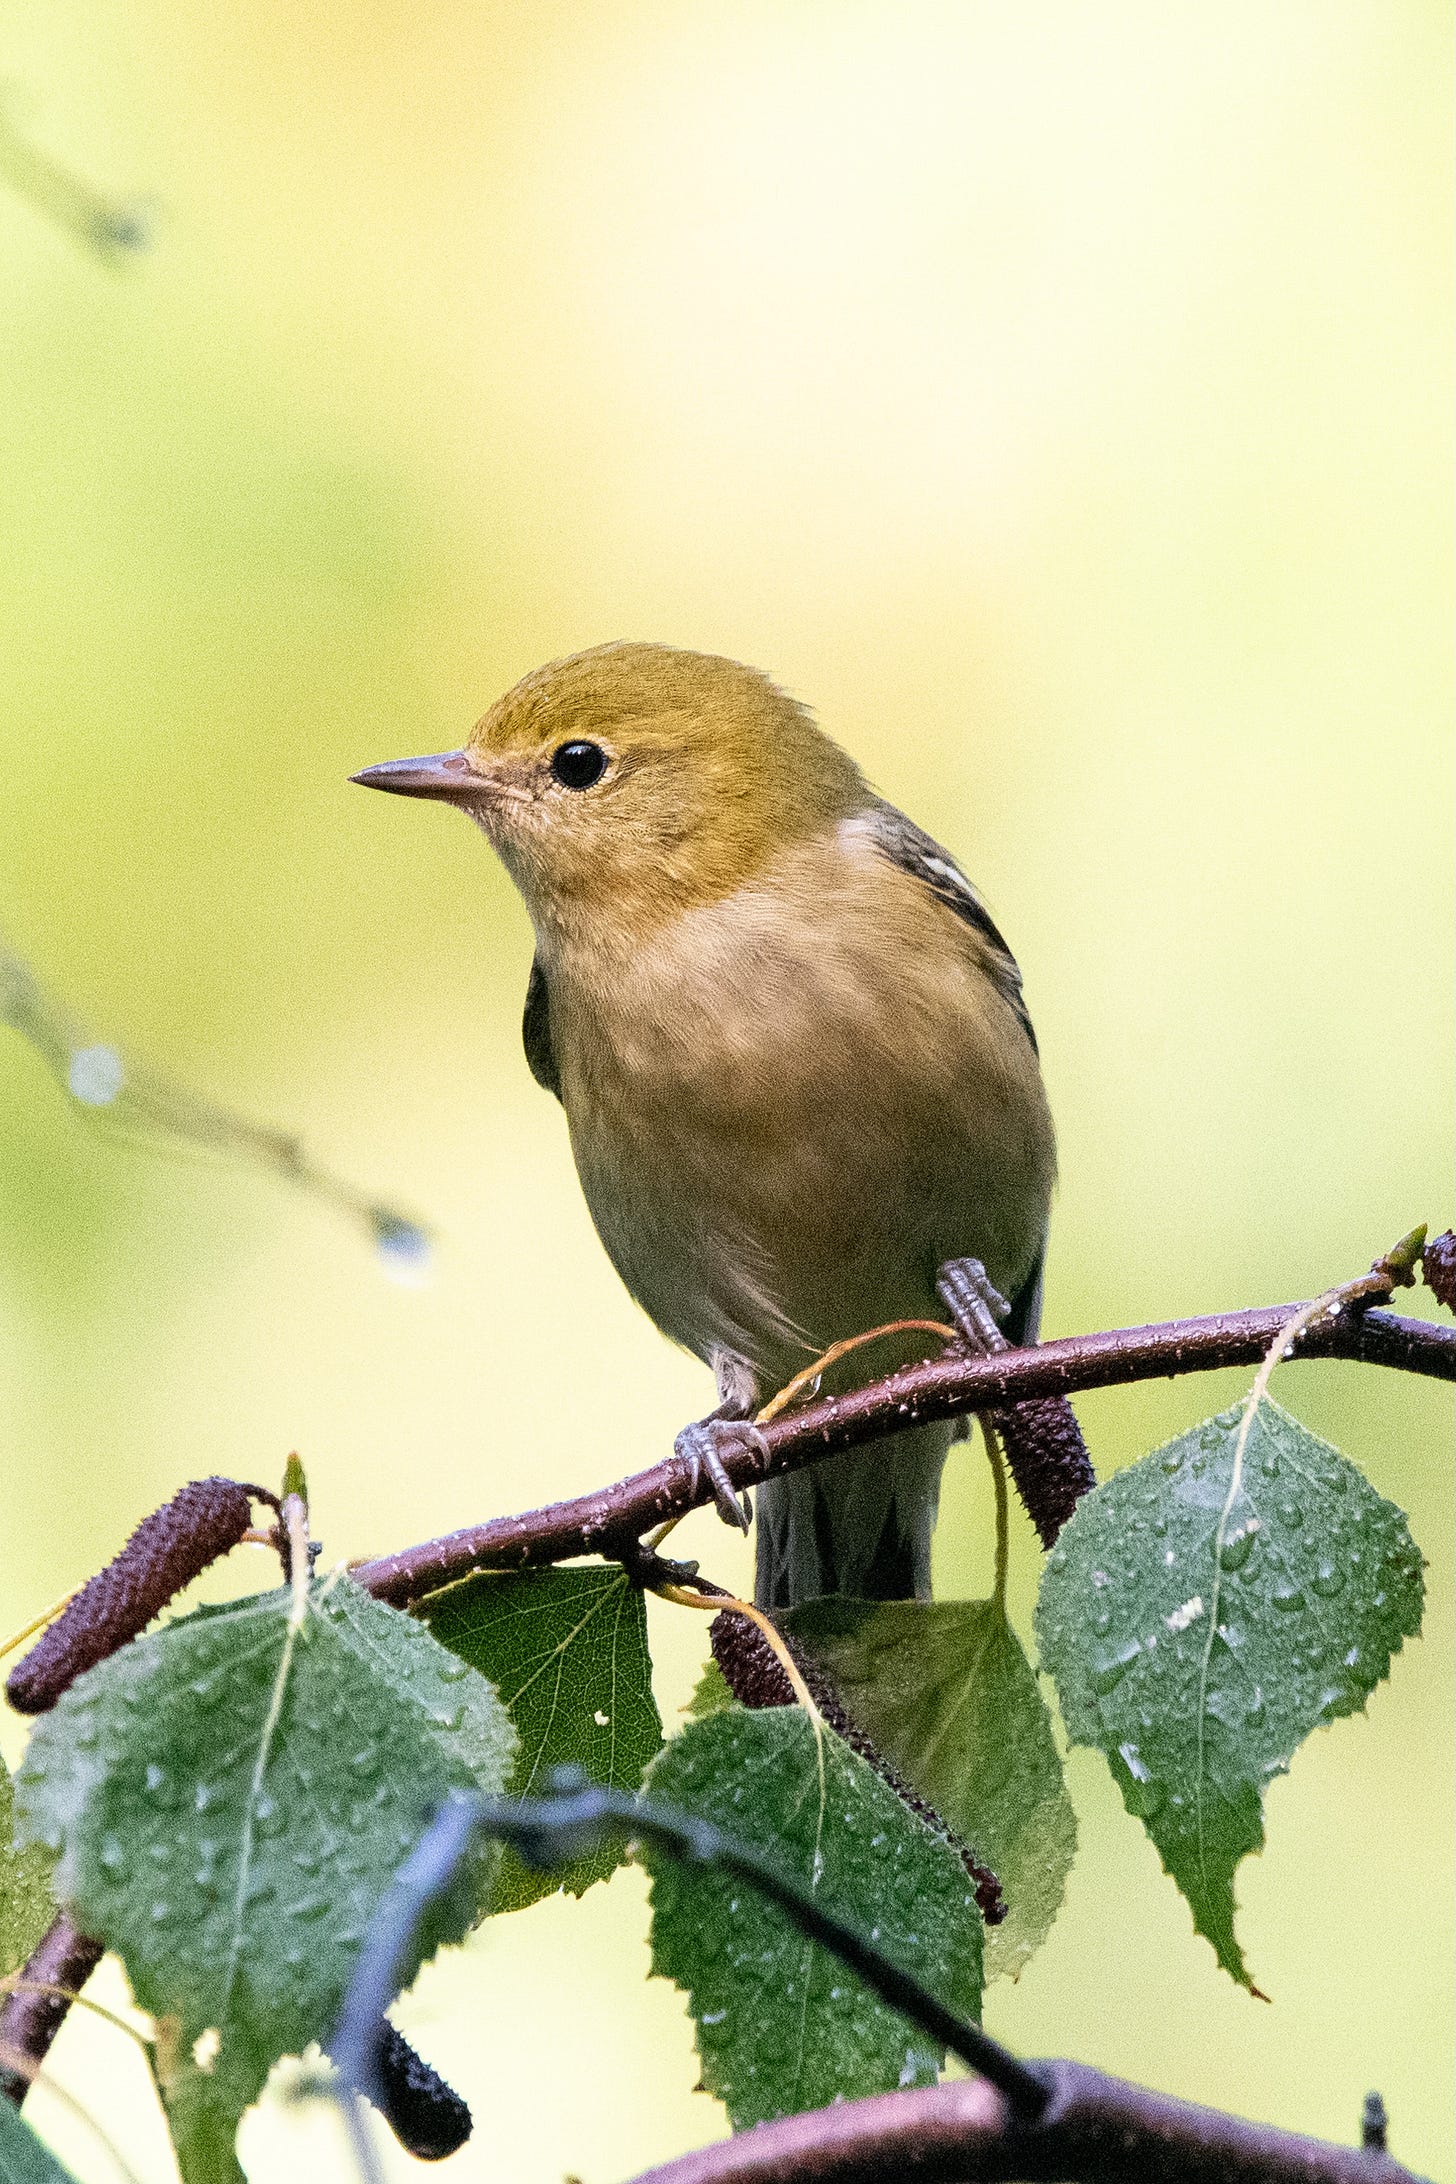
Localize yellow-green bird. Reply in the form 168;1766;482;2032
354;643;1054;1608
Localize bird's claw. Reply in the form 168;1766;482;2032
937;1256;1011;1355
674;1419;761;1532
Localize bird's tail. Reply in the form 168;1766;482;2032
753;1422;951;1610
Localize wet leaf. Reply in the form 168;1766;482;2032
0;2098;82;2183
421;1565;662;1911
789;1596;1075;1980
1035;1396;1423;1987
0;1758;56;1978
642;1707;982;2129
15;1576;515;2183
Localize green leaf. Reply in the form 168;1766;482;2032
0;2099;82;2184
1;1757;56;1978
1035;1395;1424;1987
420;1565;662;1912
15;1576;516;2183
642;1707;983;2130
788;1596;1075;1981
683;1658;734;1721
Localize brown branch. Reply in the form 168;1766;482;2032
625;2063;1428;2184
0;1917;103;2104
355;1303;1455;1605
4;1286;1450;2109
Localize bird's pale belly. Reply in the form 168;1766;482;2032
564;1023;1047;1392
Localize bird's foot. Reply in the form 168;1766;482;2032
937;1256;1012;1355
674;1418;761;1532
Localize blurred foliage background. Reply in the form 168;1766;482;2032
0;4;1450;2180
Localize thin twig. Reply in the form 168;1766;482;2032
355;1302;1455;1606
330;1785;1047;2125
653;1583;822;1718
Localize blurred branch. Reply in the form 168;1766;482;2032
329;1779;1043;2184
355;1293;1455;1604
0;933;431;1280
329;1786;1424;2184
625;2065;1427;2184
0;88;152;261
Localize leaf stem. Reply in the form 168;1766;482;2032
654;1584;822;1720
984;1424;1010;1610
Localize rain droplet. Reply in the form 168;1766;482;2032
1092;1607;1112;1636
1311;1560;1344;1598
99;1835;126;1875
1271;1583;1304;1614
1279;1500;1305;1529
373;1215;433;1288
1218;1521;1258;1572
1092;1639;1142;1694
68;1044;125;1106
254;1793;284;1836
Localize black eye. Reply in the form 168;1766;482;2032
550;740;608;791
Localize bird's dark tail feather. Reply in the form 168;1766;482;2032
753;1422;950;1611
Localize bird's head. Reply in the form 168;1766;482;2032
353;643;864;944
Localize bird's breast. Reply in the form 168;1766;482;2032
537;841;1054;1378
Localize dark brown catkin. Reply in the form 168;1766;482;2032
709;1609;1005;1926
373;2021;472;2161
6;1477;262;1715
1423;1230;1456;1314
990;1397;1096;1547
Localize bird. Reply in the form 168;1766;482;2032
353;643;1055;1609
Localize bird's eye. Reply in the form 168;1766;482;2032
550;740;608;791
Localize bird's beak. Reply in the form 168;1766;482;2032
350;749;485;803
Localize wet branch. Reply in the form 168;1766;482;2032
355;1300;1454;1605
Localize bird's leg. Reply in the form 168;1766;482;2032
935;1255;1096;1545
673;1351;763;1533
936;1257;1012;1355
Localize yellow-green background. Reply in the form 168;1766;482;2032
0;4;1450;2179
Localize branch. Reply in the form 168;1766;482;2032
625;2064;1429;2184
355;1302;1454;1604
5;1273;1451;2104
0;1917;103;2104
331;1783;1045;2132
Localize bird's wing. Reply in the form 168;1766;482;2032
522;956;563;1100
862;804;1040;1055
